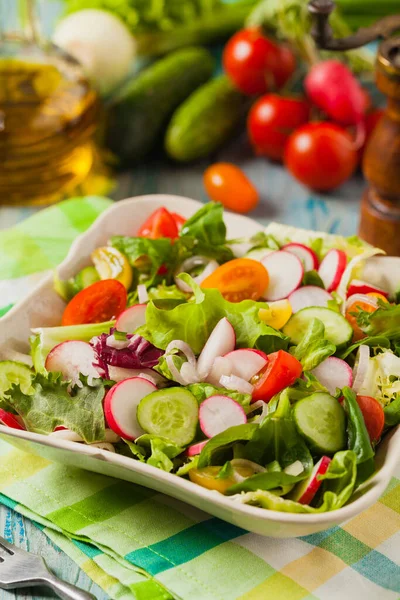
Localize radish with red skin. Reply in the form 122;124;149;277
197;318;236;379
104;377;156;440
318;249;347;292
45;341;100;385
115;304;147;333
288;286;333;313
290;456;332;504
199;395;247;438
185;440;208;457
0;409;25;430
282;243;319;271
304;60;367;144
261;251;304;301
223;349;268;381
347;279;389;299
311;357;353;396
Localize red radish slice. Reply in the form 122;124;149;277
224;349;267;381
206;357;233;387
311;357;353;396
347;279;389;299
108;366;164;386
115;304;147;333
104;377;156;440
45;341;100;386
185;440;208;457
282;243;319;271
318;249;347;292
199;395;247;438
261;251;304;301
197;318;236;379
290;456;332;504
0;409;25;430
288;286;333;313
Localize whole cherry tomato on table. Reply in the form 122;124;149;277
203;163;259;213
223;28;295;96
248;94;310;161
284;122;358;191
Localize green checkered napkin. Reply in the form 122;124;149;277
0;198;399;600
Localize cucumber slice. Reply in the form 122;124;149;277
0;361;33;396
293;392;346;454
137;387;198;446
75;266;100;290
283;307;352;346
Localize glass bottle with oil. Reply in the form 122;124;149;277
0;0;100;205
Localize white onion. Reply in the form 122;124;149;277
283;460;304;476
138;371;158;386
137;284;149;304
165;340;197;366
352;344;370;393
90;442;115;452
50;430;83;442
180;362;200;384
165;354;187;385
346;293;377;312
175;256;219;292
231;459;266;473
205;356;233;386
246;400;269;423
106;334;132;350
219;374;254;395
232;471;247;483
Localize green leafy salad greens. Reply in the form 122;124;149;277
1;201;399;517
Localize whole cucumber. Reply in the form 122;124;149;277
106;47;214;165
165;75;245;162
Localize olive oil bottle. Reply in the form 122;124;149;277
0;1;100;205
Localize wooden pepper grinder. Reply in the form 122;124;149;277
308;0;400;255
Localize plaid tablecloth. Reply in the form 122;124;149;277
0;198;399;600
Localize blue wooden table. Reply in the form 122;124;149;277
0;3;367;598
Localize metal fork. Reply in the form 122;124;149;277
0;536;96;600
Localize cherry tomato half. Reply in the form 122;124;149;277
356;395;385;443
201;258;269;302
252;350;303;402
137;207;179;239
248;94;310;161
61;279;127;326
171;212;187;232
223;28;292;96
203;163;259;214
284;122;358;191
345;297;377;341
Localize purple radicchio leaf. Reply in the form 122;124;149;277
91;329;163;371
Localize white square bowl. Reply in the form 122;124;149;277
0;194;398;538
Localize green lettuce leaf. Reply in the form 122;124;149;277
176;456;199;477
30;321;115;374
337;335;391;360
357;302;400;342
7;373;106;443
198;424;258;468
226;467;306;495
186;383;252;407
111;236;171;288
342;387;375;486
134;434;184;472
138;275;288;355
290;318;336;371
239;450;357;512
384;396;400;426
180;202;226;246
302;270;324;288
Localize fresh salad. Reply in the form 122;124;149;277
1;203;400;514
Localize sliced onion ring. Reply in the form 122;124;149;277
346;293;378;312
246;400;269;423
219;374;254;395
231;459;266;473
137;284;149;304
165;340;198;385
283;460;304;476
352;344;370;393
175;256;219;292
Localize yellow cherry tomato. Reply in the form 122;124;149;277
189;465;256;494
366;292;389;303
91;246;132;290
259;299;292;330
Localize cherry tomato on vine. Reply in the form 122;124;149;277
284;122;358;191
62;279;127;326
203;163;259;213
137;207;178;239
248;94;310;161
223;28;294;96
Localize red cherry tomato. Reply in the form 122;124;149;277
275;44;296;88
248;94;310;161
203;163;259;214
137;207;179;239
252;350;303;402
284;122;358;191
171;212;187;232
356;395;385;443
223;28;289;96
62;280;127;326
359;108;385;163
